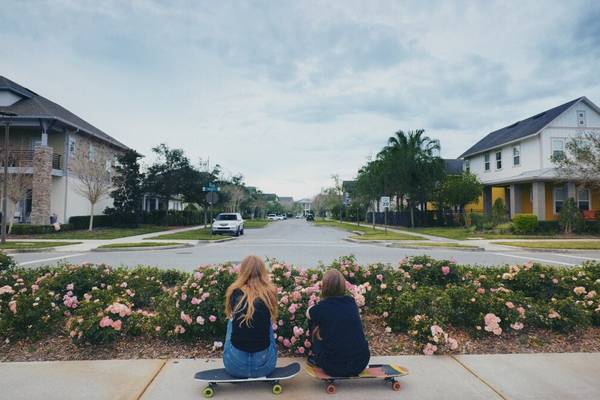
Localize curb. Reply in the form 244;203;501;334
3;247;59;254
343;237;427;244
199;236;236;244
494;245;600;253
385;243;485;252
92;243;194;252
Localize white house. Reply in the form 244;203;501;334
0;76;129;225
460;97;600;221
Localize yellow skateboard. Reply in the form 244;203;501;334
305;363;409;394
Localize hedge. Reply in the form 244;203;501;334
10;224;73;235
512;214;538;235
1;256;598;355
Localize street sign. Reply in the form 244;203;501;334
202;183;220;192
380;196;390;208
206;192;219;205
343;192;351;206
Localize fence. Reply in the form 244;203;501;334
365;210;463;227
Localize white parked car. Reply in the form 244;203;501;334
212;213;244;236
267;214;278;221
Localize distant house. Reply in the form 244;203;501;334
297;198;312;215
0;76;129;225
460;97;600;220
142;194;184;212
278;196;294;209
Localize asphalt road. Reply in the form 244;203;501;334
12;219;600;270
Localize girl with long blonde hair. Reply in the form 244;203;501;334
223;255;278;378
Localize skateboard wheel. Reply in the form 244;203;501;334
326;383;336;394
202;386;215;398
272;383;283;395
392;381;401;391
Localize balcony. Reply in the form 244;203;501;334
0;149;62;170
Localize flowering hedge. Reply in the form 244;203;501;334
1;256;599;355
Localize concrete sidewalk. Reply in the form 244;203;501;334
1;353;599;400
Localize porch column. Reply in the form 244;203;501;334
483;186;493;216
509;184;522;218
567;182;576;200
532;181;546;221
30;145;53;225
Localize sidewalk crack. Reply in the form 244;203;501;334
450;355;507;400
135;359;168;400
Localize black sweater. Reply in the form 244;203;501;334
230;289;271;353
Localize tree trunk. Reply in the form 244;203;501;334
89;203;95;231
410;201;415;228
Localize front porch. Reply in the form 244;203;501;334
482;181;600;221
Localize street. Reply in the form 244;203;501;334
12;219;599;269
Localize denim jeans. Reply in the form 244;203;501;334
223;319;277;378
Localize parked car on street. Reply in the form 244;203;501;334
305;213;314;221
267;214;278;221
212;213;244;236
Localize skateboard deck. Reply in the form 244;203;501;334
305;363;409;394
195;362;300;397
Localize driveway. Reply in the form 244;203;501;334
11;219;599;269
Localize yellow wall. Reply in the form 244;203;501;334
519;184;532;213
593;188;600;213
545;185;557;221
465;187;506;213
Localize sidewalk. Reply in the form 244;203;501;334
8;225;208;252
1;353;598;399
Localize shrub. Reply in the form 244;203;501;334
0;253;15;272
491;198;508;226
470;213;488;230
512;214;538;235
69;215;114;230
559;198;583;234
10;224;73;235
537;221;560;234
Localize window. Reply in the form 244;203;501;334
495;151;502;170
554;186;567;214
68;137;76;155
464;159;470;173
577;110;586;127
552;139;565;158
88;144;95;160
513;145;520;166
484;153;490;171
577;188;590;211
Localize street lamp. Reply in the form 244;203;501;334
1;111;18;244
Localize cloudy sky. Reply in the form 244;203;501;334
2;0;599;199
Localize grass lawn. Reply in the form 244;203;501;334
494;241;600;250
244;219;270;229
315;219;423;240
97;242;182;249
0;241;81;250
17;225;173;240
402;227;560;240
150;228;222;240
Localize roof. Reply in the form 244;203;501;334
460;97;585;158
444;159;463;175
278;196;294;202
0;75;129;150
342;180;356;192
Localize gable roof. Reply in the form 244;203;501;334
443;159;463;175
0;75;129;150
460;97;586;158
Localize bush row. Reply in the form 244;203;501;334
10;224;74;235
0;256;598;355
68;210;205;229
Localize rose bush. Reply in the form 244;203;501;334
1;256;599;355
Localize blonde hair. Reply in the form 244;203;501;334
225;255;278;325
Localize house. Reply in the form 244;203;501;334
142;194;184;212
278;196;294;209
0;76;129;224
460;97;600;221
297;198;312;215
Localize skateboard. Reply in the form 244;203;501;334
304;363;409;394
194;362;301;398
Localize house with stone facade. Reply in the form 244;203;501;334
460;96;600;221
0;76;129;225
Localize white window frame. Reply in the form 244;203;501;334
577;188;590;211
495;151;502;170
464;159;470;173
512;145;520;166
88;144;95;161
552;138;565;158
576;110;586;127
553;186;567;214
484;153;490;171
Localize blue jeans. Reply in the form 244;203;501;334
223;319;277;378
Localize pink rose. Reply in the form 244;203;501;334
112;320;122;331
505;301;515;309
297;346;305;354
8;300;17;314
66;283;74;291
191;297;200;305
304;339;311;348
423;343;437;356
376;274;383;281
283;339;291;347
99;316;113;328
448;337;459;350
180;312;193;325
441;266;450;276
196;316;205;325
209;315;217;322
288;304;297;314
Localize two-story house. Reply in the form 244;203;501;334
460;97;600;221
0;76;129;225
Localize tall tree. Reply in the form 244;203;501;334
0;145;32;233
109;149;144;221
552;132;600;189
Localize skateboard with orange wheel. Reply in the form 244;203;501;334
304;363;408;394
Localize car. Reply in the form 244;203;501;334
267;214;278;221
295;214;303;219
212;213;244;236
305;213;314;221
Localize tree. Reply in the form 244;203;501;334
108;149;144;222
434;172;483;224
71;147;112;230
552;132;600;188
559;198;582;234
0;145;32;233
354;159;385;228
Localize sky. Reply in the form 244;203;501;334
1;0;600;199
